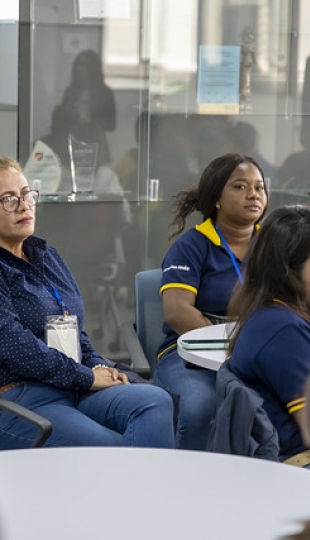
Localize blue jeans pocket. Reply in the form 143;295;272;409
0;383;27;406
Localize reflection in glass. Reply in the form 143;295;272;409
25;0;310;359
68;134;98;193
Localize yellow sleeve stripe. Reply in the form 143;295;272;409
288;403;306;414
287;397;306;408
287;397;306;414
160;283;198;295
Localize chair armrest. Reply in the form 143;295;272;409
0;397;53;448
122;322;151;378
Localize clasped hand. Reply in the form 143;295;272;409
90;365;129;390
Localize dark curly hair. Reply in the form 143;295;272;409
169;152;267;239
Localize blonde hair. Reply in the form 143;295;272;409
0;157;23;174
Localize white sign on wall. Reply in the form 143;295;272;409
0;1;19;21
77;0;130;19
197;45;240;115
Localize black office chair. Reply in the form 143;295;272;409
122;268;164;380
0;397;52;448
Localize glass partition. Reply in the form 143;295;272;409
0;3;19;158
17;0;310;359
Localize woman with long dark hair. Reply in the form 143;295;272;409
229;205;310;464
43;49;116;180
60;49;116;166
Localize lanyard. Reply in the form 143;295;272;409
0;256;69;315
46;285;69;316
215;225;244;284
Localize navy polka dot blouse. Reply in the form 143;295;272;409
0;235;108;391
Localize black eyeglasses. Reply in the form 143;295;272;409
0;190;39;213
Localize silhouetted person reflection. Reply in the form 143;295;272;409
276;55;310;193
42;49;116;190
277;118;310;192
228;121;276;184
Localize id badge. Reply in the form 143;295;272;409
45;315;81;363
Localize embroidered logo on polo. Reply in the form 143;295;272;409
163;265;190;273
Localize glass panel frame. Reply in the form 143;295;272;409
16;0;310;358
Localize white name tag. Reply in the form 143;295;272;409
45;315;81;363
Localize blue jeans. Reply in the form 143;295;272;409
0;382;175;449
154;347;216;451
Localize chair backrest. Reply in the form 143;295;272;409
135;269;164;377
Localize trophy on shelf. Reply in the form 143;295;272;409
239;26;256;112
68;134;98;197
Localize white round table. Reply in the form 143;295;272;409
177;323;233;370
0;447;309;540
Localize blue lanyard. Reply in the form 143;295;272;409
0;256;69;315
46;285;69;316
215;225;244;284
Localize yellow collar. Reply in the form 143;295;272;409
195;218;260;246
273;298;287;306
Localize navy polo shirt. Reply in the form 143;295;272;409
230;305;310;459
158;218;255;356
0;235;106;391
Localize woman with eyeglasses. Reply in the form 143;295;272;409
0;157;175;449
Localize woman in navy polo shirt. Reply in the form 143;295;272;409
228;205;310;464
0;157;175;449
154;153;268;450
